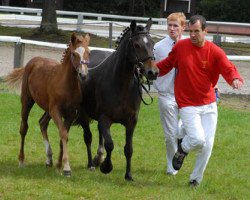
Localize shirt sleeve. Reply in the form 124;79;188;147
156;48;176;76
216;50;244;84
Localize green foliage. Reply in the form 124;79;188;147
200;0;250;22
63;0;161;17
0;91;249;199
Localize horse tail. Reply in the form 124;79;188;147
4;67;25;91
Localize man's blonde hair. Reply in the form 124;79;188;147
167;12;186;26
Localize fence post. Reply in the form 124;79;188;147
109;22;113;48
213;34;222;46
77;14;83;32
14;42;25;68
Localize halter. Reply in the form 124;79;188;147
70;53;90;69
129;31;155;66
129;31;154;105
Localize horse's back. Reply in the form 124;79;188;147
89;50;113;68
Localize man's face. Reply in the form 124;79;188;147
167;20;185;41
189;20;207;47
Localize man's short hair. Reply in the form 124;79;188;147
189;15;207;30
167;12;186;27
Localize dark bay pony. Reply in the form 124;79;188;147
5;32;90;176
77;19;159;181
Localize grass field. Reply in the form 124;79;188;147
0;90;249;200
0;26;249;199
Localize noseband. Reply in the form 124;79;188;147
70;53;90;70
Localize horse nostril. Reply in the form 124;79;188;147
147;69;158;80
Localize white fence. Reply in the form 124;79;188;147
1;5;250;36
0;36;249;69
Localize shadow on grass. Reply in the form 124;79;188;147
0;159;183;189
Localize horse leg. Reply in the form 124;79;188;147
50;108;71;177
19;96;34;167
39;112;53;167
93;127;104;167
80;121;95;170
98;115;113;174
124;124;136;181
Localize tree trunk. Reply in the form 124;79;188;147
128;0;135;16
40;0;58;33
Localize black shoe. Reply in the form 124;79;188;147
177;138;183;146
189;180;199;188
172;141;187;170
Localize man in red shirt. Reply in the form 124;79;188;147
156;15;244;187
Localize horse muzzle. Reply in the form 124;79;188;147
144;67;159;80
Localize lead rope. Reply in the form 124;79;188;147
135;71;153;105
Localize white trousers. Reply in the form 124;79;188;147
179;102;218;183
158;94;179;174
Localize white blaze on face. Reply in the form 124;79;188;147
143;36;148;44
75;46;88;75
75;46;85;61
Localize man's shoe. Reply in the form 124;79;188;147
172;141;187;170
189;180;199;188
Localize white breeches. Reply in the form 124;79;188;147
179;102;218;183
158;94;179;174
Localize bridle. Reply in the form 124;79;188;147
129;31;154;105
70;53;90;70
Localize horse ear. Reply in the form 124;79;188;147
146;18;152;31
130;20;137;33
71;32;77;43
84;33;90;45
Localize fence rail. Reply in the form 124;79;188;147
1;6;250;35
0;36;249;69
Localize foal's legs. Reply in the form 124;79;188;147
39;112;53;167
19;95;35;167
98;115;113;174
50;107;71;176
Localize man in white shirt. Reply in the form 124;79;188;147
153;12;186;175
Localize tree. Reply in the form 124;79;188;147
200;0;250;23
40;0;58;33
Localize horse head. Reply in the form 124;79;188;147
128;18;159;80
70;32;90;80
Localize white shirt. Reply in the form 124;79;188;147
153;35;176;95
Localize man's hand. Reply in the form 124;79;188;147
232;79;243;89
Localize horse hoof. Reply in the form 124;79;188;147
100;161;113;174
88;166;96;171
125;173;134;181
45;162;53;168
63;170;71;177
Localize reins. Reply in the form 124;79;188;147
134;65;153;106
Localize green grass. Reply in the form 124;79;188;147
0;26;115;48
0;91;249;200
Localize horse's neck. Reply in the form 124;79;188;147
112;45;135;86
61;55;78;85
